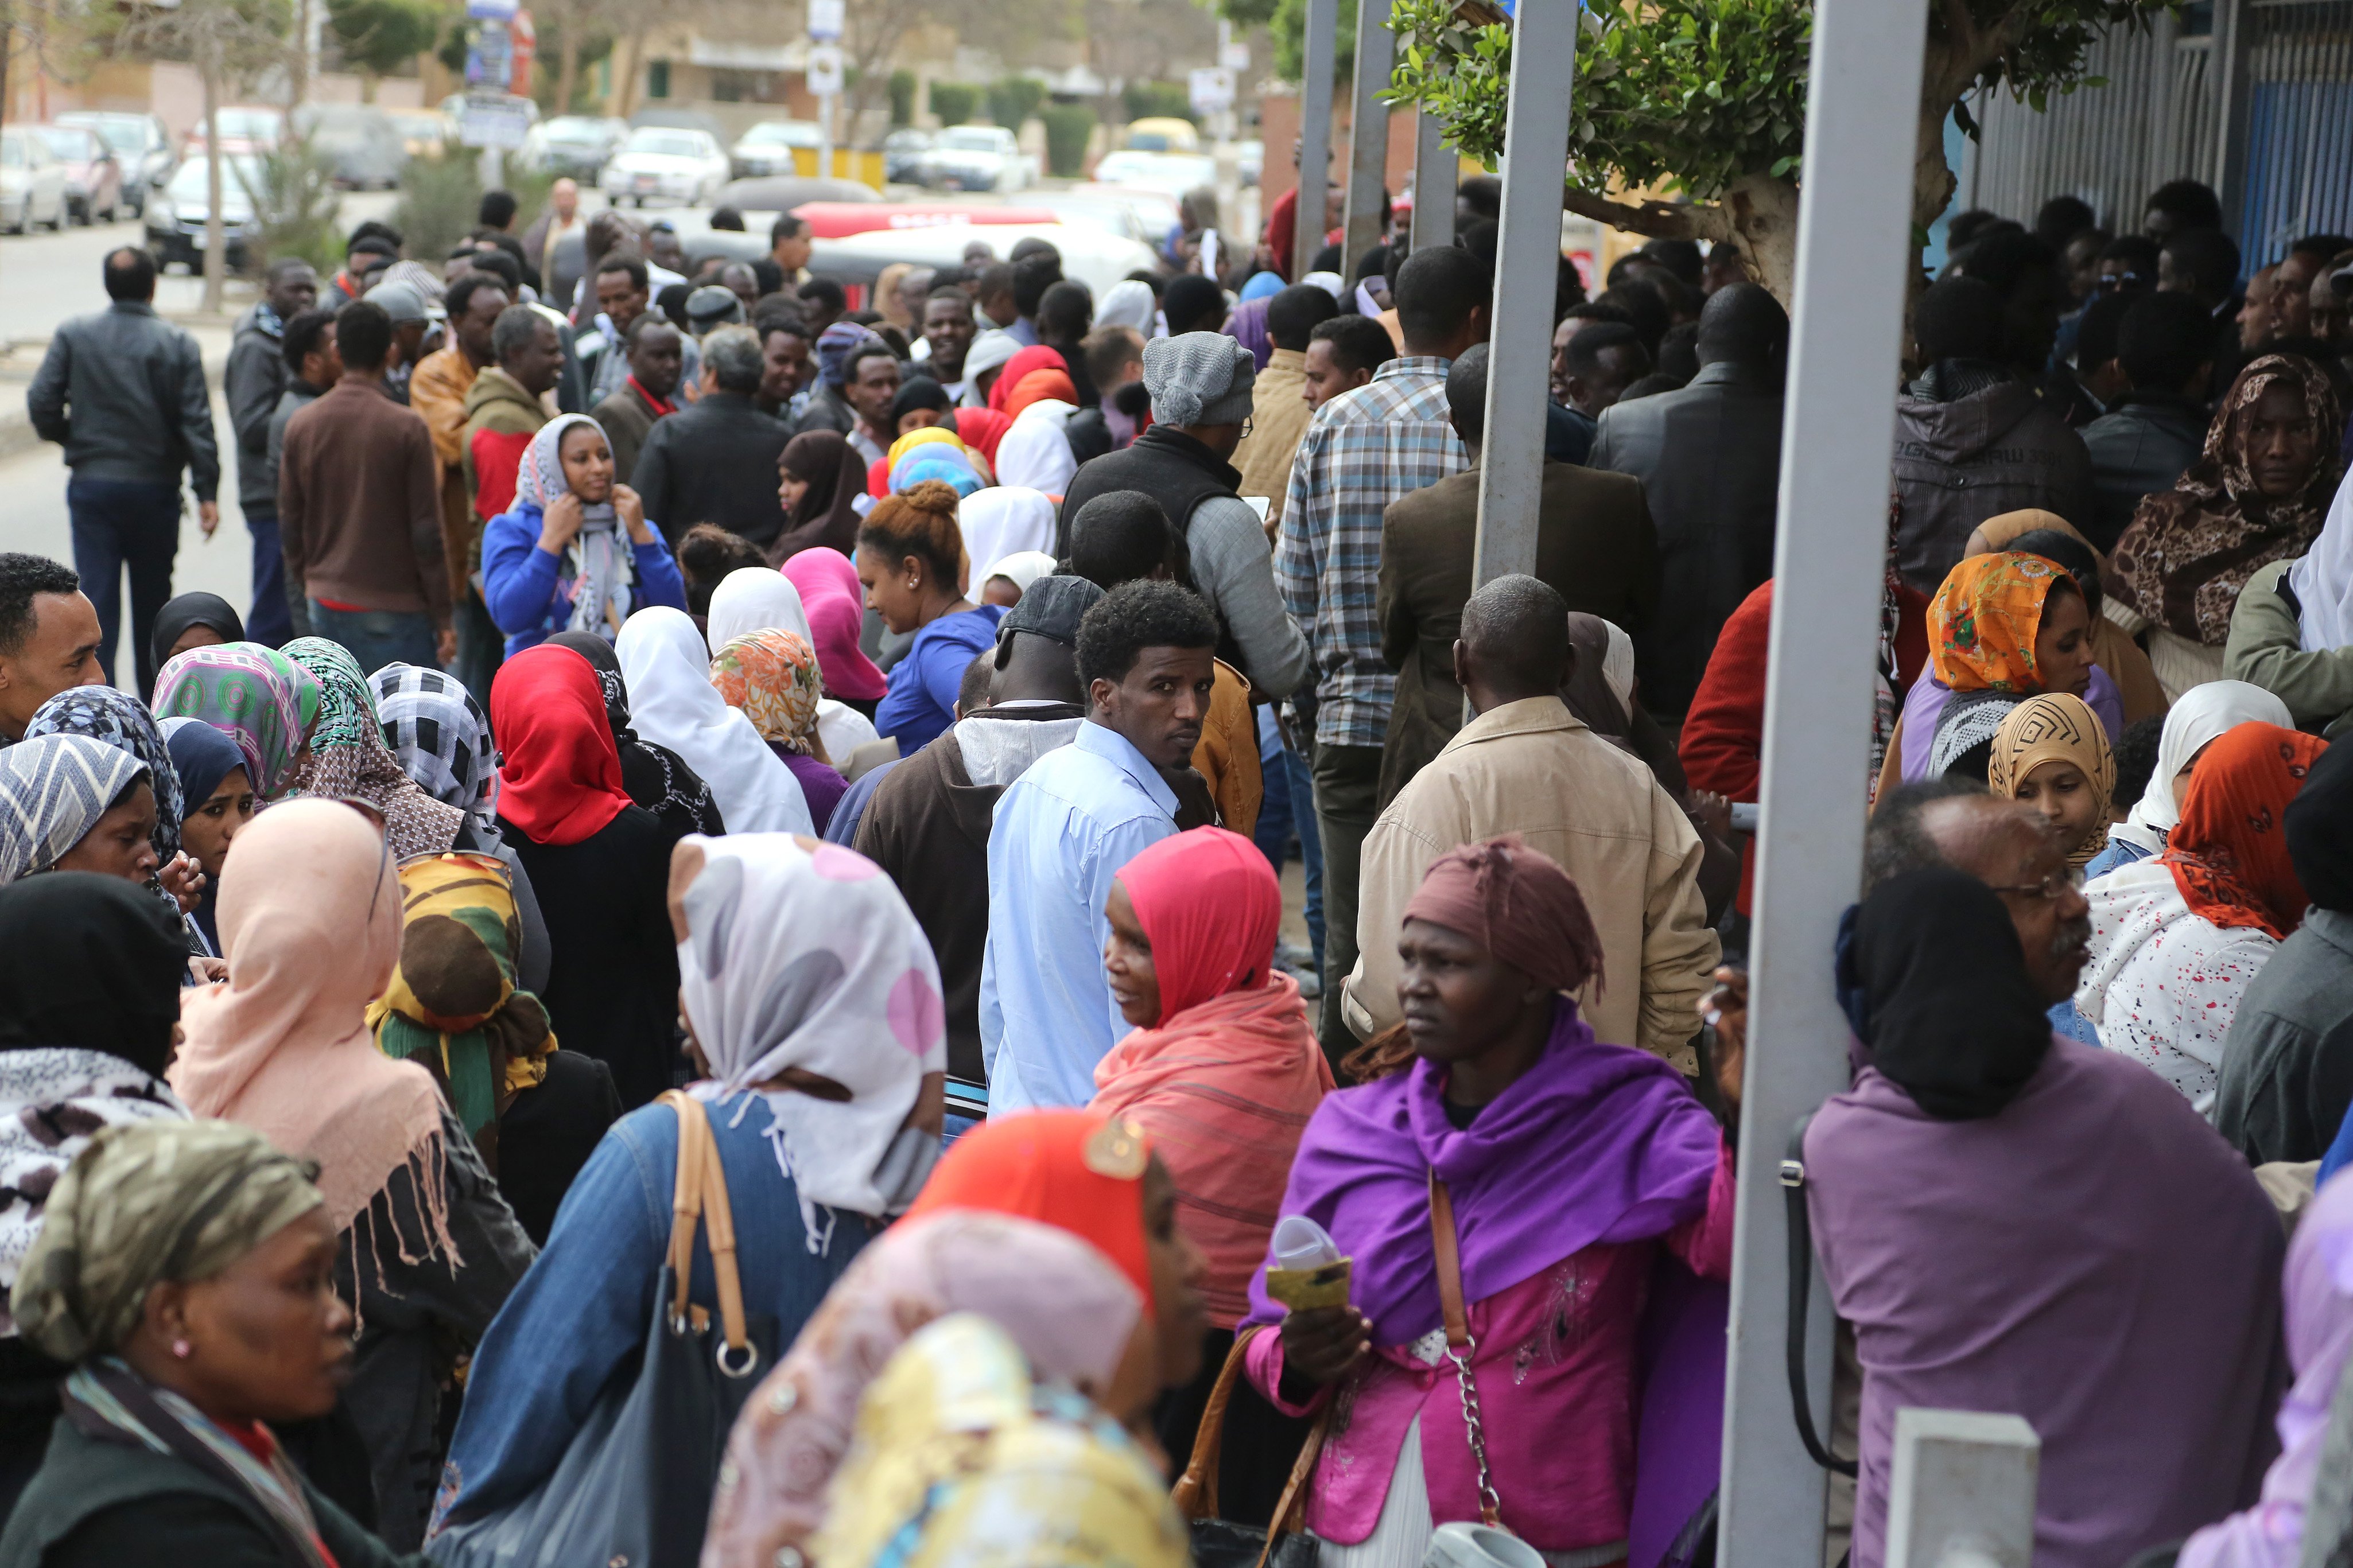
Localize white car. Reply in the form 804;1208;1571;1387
912;126;1034;193
1089;150;1218;198
599;126;729;207
729;120;822;179
0;127;68;233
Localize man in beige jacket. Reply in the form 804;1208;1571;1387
1345;574;1718;1070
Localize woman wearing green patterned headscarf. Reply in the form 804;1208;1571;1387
277;639;463;859
2;1119;429;1568
149;642;323;801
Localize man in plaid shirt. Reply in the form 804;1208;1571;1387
1276;246;1490;1058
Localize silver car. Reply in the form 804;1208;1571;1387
0;128;68;234
56;111;174;216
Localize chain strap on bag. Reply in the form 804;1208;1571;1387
1428;1170;1504;1530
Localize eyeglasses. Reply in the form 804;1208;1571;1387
1985;866;2086;902
1238;415;1255;439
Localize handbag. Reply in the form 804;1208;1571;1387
427;1091;778;1568
1174;1326;1327;1568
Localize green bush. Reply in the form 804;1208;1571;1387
244;138;345;275
1120;80;1197;125
986;75;1046;131
1040;103;1094;177
390;146;484;266
929;81;978;126
888;69;916;126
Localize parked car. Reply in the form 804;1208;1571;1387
145;153;261;271
716;174;882;214
729;120;822;179
184;107;284;156
629;107;727;139
910;125;1033;193
290;104;406;188
518;114;626;178
30;125;123;223
0;127;67;233
599;126;730;207
1089;149;1217;198
810;220;1156;299
56;111;173;215
386;108;460;159
882;128;933;184
1123;116;1200;153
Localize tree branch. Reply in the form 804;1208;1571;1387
1559;185;1727;242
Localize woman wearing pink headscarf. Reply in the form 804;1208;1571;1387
779;547;888;713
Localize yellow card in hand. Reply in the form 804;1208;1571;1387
1264;1258;1352;1310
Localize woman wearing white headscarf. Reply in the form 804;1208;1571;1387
992;402;1081;495
2087;679;2294;879
431;834;946;1551
480;413;688;657
704;569;880;762
1096;278;1160;338
976;550;1060;605
957;488;1059;583
614;607;814;835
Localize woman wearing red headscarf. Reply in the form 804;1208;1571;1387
2078;721;2327;1102
1087;826;1334;1517
491;644;680;1110
987;345;1071;414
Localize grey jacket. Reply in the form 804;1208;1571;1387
2223;559;2353;738
224;303;288;515
1590;360;1784;718
26;301;220;500
2212;906;2353;1166
1890;365;2096;593
1186;495;1314;701
2079;393;2206;553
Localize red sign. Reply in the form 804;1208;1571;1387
508;9;536;94
791;202;1064;239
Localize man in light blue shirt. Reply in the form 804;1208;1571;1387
981;578;1222;1110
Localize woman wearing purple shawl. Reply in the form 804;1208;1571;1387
1242;838;1737;1568
1807;866;2284;1568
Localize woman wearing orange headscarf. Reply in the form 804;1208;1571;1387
987;345;1071;414
2078;722;2327;1102
1964;509;2166;724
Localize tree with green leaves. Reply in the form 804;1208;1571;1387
931;81;979;126
325;0;445;95
987;75;1048;131
1383;0;2170;302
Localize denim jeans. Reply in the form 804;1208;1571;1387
1284;742;1325;964
306;601;438;676
67;474;181;694
243;509;292;647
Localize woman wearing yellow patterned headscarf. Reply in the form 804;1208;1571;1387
1987;691;2116;866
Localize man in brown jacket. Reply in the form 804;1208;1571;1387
1376;341;1659;806
1346;574;1715;1070
410;272;512;699
278;299;451;672
1230;283;1339;523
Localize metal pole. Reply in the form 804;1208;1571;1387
1411;106;1455;250
1468;0;1575;588
1883;1411;2040;1568
1293;0;1338;281
1717;0;1927;1556
818;91;836;181
1342;0;1394;273
2211;0;2253;241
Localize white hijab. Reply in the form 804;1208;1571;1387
614;608;813;835
677;833;945;1244
2289;468;2353;653
993;403;1078;493
1096;279;1158;337
2113;679;2294;852
957;488;1058;578
701;569;875;761
978;550;1058;597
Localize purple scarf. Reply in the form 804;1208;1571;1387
1245;999;1719;1343
1222;298;1273;372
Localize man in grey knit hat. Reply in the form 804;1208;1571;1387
1054;331;1311;704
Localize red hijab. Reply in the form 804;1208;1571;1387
987;345;1069;414
2165;722;2325;939
953;407;1012;464
1117;826;1279;1025
904;1108;1155;1310
491;644;634;846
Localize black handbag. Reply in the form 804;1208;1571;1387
427;1091;776;1568
1175;1326;1326;1568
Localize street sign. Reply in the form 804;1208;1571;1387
1220;40;1251;69
464;0;516;19
464;21;510;88
807;43;845;96
460;91;533;149
1188;67;1234;114
806;0;845;40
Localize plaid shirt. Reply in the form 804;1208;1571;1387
1276;356;1467;748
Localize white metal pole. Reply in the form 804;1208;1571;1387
1717;0;1927;1557
818;90;836;180
1292;0;1338;281
1341;0;1393;271
1468;0;1576;587
1410;107;1455;250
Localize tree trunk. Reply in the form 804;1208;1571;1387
611;18;647;117
201;72;224;315
555;28;579;118
1719;172;1801;305
290;0;310;105
361;70;378;103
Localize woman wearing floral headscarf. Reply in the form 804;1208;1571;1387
278;639;464;860
2110;354;2344;700
479;413;686;659
710;629;846;834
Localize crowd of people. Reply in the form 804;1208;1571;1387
0;164;2351;1568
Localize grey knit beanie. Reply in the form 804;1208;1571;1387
1143;332;1256;427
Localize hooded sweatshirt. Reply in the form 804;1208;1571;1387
1890;361;2098;593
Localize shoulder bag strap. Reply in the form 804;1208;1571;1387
1174;1326;1255;1522
659;1090;708;1331
696;1103;758;1377
1429;1170;1502;1528
1783;1114;1857;1478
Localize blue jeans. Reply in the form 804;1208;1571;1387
243;509;292;647
306;601;438;676
67;474;181;694
1284;742;1324;964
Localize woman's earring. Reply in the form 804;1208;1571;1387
171;1339;192;1360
